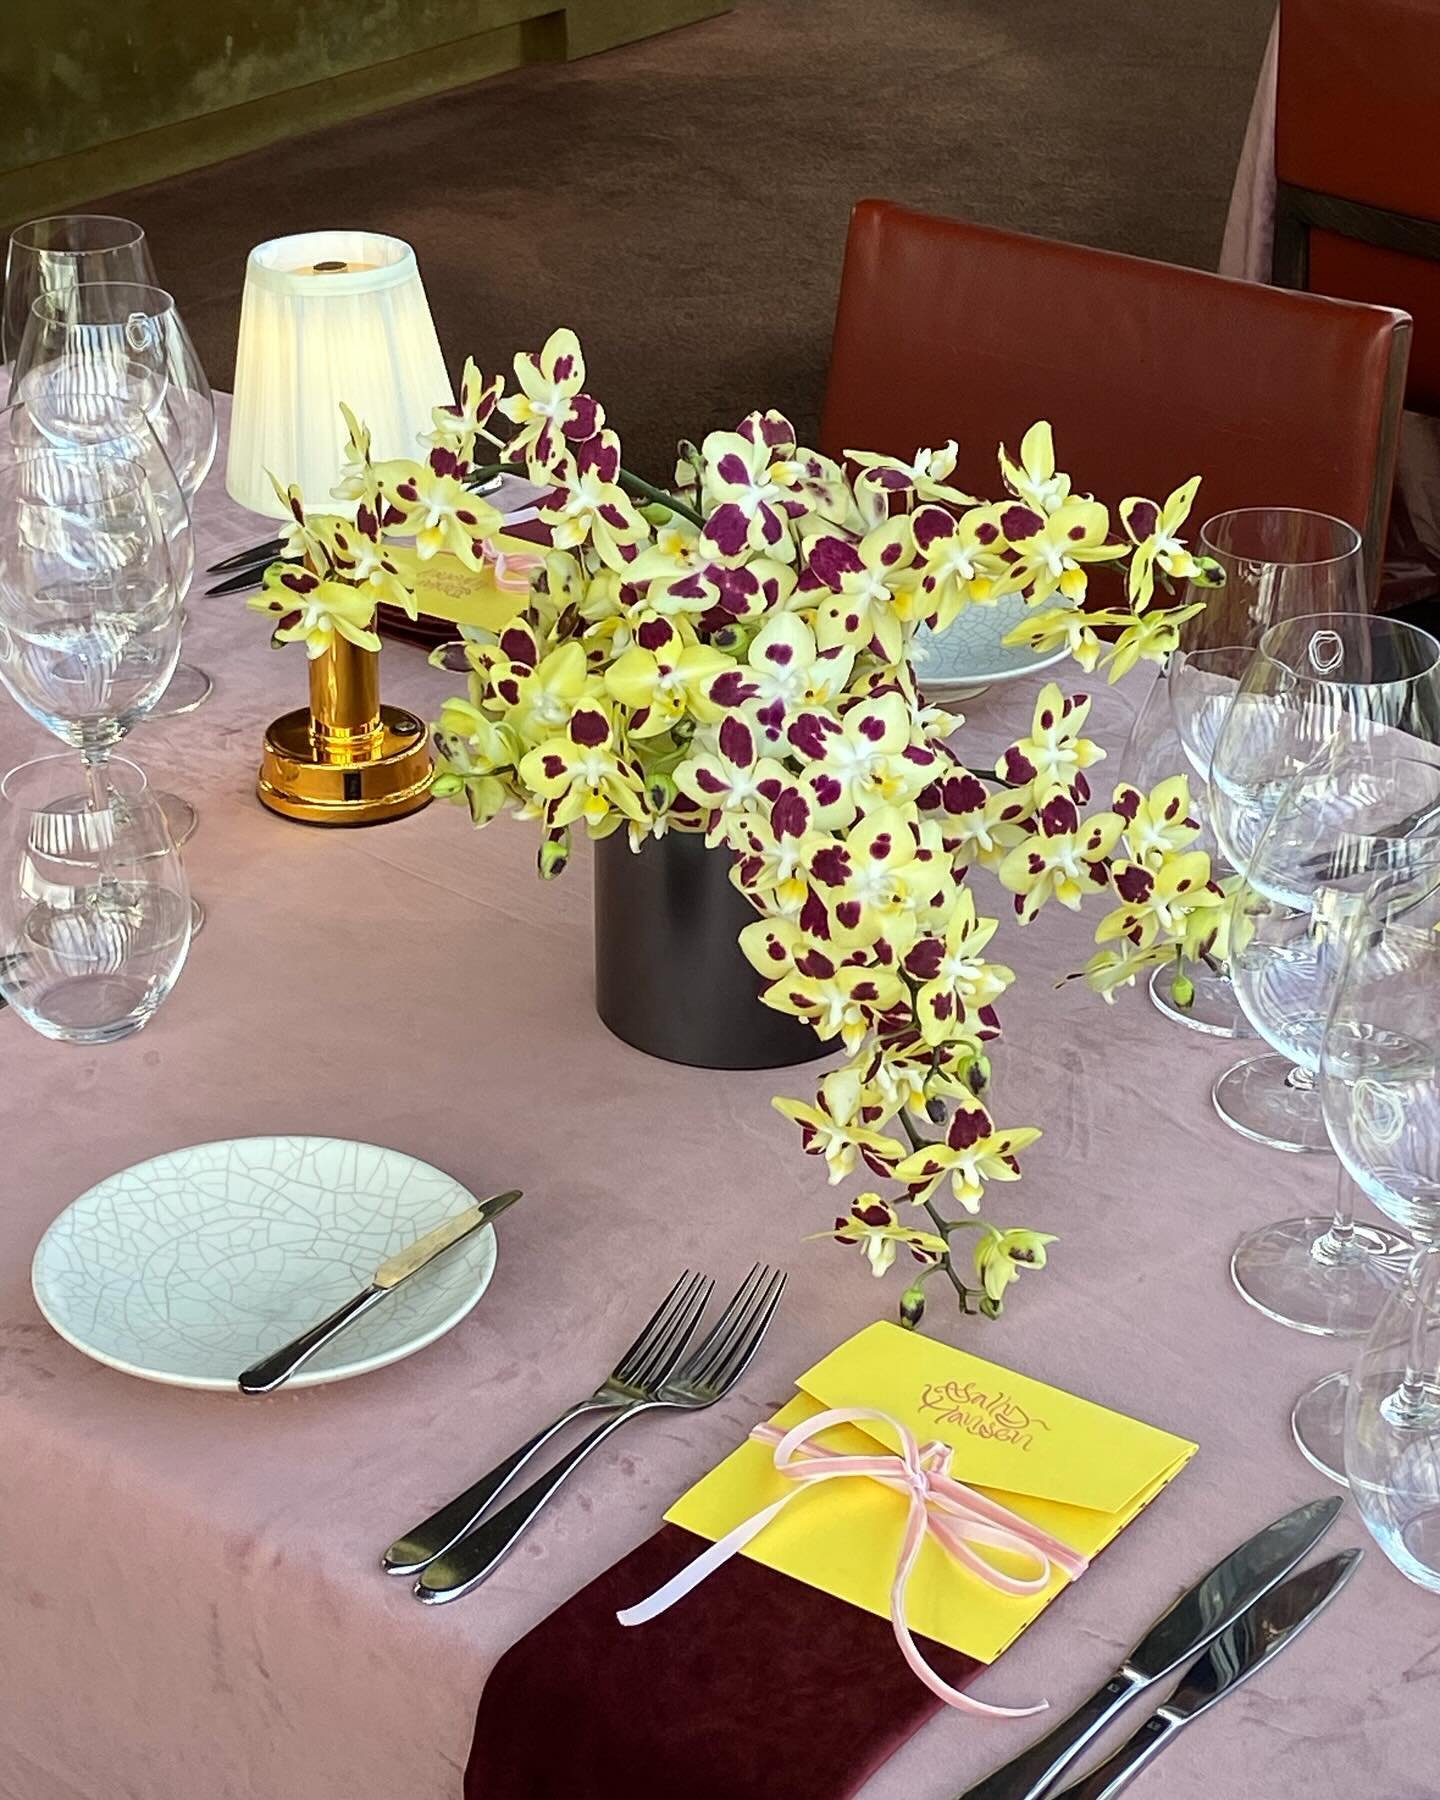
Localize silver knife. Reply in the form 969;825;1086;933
1051;1549;1363;1799
956;1495;1343;1800
237;1189;522;1394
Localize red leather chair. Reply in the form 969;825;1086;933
1274;0;1440;415
819;200;1411;643
1273;0;1440;611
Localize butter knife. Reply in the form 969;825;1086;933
1052;1549;1362;1799
956;1494;1343;1800
237;1188;522;1394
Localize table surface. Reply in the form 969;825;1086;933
2;397;1437;1800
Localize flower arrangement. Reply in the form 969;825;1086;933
251;328;1229;1326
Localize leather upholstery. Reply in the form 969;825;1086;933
819;201;1411;627
1276;0;1440;417
1276;0;1440;221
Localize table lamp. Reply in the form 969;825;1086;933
228;230;451;826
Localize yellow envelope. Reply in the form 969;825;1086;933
387;539;540;632
665;1321;1195;1664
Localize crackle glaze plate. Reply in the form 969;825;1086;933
912;592;1069;701
31;1136;498;1391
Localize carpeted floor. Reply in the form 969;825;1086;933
88;0;1276;481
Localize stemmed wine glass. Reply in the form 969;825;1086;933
2;216;157;365
1329;877;1440;1583
0;753;190;1042
1224;732;1440;1372
13;279;216;720
1150;644;1255;1036
1208;613;1440;1151
0;444;180;800
1184;507;1367;651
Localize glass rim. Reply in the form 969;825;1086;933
1255;609;1440;685
9;215;148;255
29;279;178;325
1;753;148;808
1200;507;1363;569
1170;643;1254;675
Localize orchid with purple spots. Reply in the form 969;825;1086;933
248;325;1226;1326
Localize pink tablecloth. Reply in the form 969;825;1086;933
1;399;1437;1800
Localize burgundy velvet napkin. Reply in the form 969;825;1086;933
465;1524;980;1800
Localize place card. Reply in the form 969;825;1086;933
665;1321;1196;1663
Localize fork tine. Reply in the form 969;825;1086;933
682;1264;771;1386
612;1270;695;1384
709;1269;786;1393
632;1272;712;1388
679;1262;763;1379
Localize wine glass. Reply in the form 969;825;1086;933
1150;644;1255;1036
1208;613;1440;1151
1329;877;1440;1583
2;216;156;365
1181;507;1366;652
1225;733;1440;1371
0;753;190;1042
13;280;216;719
0;446;179;799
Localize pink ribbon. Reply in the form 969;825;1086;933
481;531;545;594
617;1406;1089;1718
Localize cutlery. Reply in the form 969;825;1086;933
382;1268;716;1575
208;536;286;575
205;559;293;597
1051;1549;1363;1799
237;1188;523;1394
956;1493;1343;1800
413;1262;786;1604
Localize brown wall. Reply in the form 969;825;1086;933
0;0;727;226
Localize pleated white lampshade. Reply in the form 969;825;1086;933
226;229;453;519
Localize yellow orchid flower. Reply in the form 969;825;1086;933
973;1227;1057;1303
814;1194;947;1277
998;497;1127;605
1120;477;1202;609
517;700;647;831
773;1066;903;1184
250;566;380;659
893;1104;1041;1211
998;421;1071;514
997;682;1106;802
604;640;732;737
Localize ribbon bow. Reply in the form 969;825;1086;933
617;1405;1089;1718
481;535;545;594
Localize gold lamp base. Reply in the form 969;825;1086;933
258;704;434;827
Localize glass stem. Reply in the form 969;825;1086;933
1382;1246;1440;1431
1284;1064;1316;1093
1313;1164;1357;1263
80;746;110;814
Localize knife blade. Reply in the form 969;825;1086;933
237;1188;522;1394
205;558;296;597
208;535;286;575
955;1494;1343;1800
1051;1549;1363;1800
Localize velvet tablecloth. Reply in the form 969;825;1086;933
1;398;1437;1800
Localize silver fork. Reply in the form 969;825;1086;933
413;1263;787;1605
382;1270;713;1576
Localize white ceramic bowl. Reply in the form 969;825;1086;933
31;1136;499;1391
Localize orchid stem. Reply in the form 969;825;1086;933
469;458;706;530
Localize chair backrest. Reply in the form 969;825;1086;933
1274;0;1440;415
819;200;1411;641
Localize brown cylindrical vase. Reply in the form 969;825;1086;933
593;827;822;1070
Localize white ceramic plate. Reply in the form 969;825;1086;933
31;1136;498;1391
912;592;1069;701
